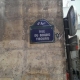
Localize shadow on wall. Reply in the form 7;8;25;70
0;0;24;40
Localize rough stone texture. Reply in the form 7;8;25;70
0;78;13;80
0;0;66;80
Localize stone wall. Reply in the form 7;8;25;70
0;0;66;80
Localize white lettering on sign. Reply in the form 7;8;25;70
34;34;38;37
37;22;46;26
40;33;50;37
39;30;45;33
36;37;49;40
33;30;51;41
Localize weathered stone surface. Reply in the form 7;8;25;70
0;78;13;80
3;19;24;40
5;0;23;19
0;50;24;77
0;0;66;80
2;40;24;50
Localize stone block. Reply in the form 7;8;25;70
0;78;13;80
2;40;24;50
0;50;24;77
3;19;24;40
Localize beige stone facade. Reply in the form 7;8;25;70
0;0;66;80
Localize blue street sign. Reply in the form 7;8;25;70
30;19;54;43
30;28;54;43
